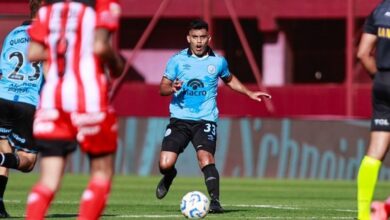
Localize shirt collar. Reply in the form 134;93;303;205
21;20;32;26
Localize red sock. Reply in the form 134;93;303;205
385;199;390;214
78;178;111;220
25;184;54;220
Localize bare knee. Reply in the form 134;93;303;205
159;151;178;172
197;150;215;169
90;154;115;180
17;152;37;173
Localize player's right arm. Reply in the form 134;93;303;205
357;33;377;76
357;10;378;77
159;77;182;96
160;54;182;96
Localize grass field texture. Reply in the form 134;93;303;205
5;173;390;219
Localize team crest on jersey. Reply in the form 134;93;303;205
207;65;216;74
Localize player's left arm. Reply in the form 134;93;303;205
94;28;125;78
224;74;271;102
94;0;124;78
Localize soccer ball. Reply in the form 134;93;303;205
180;191;210;219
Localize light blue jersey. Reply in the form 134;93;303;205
0;21;43;106
164;48;232;122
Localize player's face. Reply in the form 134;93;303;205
187;29;211;57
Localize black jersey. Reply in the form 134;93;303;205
364;0;390;71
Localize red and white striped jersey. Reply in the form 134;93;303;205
29;1;119;113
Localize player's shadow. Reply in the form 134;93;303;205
209;209;244;214
174;208;245;214
46;214;117;218
46;214;79;218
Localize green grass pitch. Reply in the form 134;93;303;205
4;173;390;219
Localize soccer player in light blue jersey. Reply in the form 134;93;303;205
0;0;43;217
156;19;271;213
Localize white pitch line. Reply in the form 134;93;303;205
232;204;300;210
230;204;356;213
115;215;354;219
254;217;354;219
116;215;183;218
4;199;356;218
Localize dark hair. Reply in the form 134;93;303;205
29;0;42;18
188;19;209;32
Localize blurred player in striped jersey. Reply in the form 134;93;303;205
24;0;124;219
0;0;43;217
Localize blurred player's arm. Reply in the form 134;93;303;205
28;41;47;62
357;33;377;77
224;74;271;102
159;77;182;96
28;41;48;78
94;28;124;78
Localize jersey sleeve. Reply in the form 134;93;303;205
363;10;377;35
28;8;48;45
219;57;232;82
95;0;121;31
163;56;178;81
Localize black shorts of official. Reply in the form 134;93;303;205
161;118;217;155
0;98;37;153
371;71;390;131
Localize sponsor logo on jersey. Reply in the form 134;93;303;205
33;122;55;134
184;79;207;96
0;128;11;134
71;112;106;126
77;125;101;142
11;133;26;144
8;84;29;94
378;27;390;39
374;119;390;126
36;109;59;121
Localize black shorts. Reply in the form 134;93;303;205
371;72;390;131
161;118;217;155
0;98;37;153
36;139;78;157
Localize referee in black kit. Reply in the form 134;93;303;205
356;0;390;219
